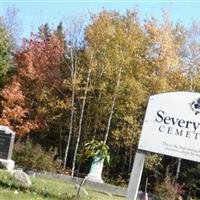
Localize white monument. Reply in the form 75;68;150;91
139;92;200;162
85;156;104;183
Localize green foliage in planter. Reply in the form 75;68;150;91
84;140;110;163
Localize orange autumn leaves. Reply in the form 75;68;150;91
0;79;39;135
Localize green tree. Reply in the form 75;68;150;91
55;21;65;40
83;10;150;179
38;23;51;40
0;26;12;87
62;17;86;171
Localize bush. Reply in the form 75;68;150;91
154;176;184;200
13;139;61;172
106;175;128;187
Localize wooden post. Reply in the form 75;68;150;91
126;149;145;200
176;158;181;180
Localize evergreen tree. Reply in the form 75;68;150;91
0;26;12;87
38;23;51;40
55;21;65;40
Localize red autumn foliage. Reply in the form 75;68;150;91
16;33;65;85
0;33;65;135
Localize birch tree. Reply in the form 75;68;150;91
71;56;93;176
63;17;85;170
86;11;148;144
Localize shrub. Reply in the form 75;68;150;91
106;175;128;187
154;176;184;200
13;139;60;172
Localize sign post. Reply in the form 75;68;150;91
126;150;145;200
126;92;200;200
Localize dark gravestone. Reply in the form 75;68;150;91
0;126;15;170
0;129;15;159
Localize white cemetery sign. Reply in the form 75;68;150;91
126;92;200;200
139;92;200;162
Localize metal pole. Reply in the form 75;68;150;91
126;149;146;200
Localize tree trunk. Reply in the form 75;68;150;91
128;135;134;173
63;48;76;169
93;92;102;140
71;55;93;176
93;66;105;139
121;147;127;175
103;66;122;145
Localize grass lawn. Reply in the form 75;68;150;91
0;170;125;200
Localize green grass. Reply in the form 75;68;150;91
0;170;125;200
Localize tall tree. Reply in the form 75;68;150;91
38;23;51;41
183;21;200;91
63;17;85;170
0;26;12;87
71;52;93;176
82;11;151;179
85;10;148;143
12;33;67;137
55;22;65;41
2;5;21;49
144;11;186;93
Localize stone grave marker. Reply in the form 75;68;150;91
0;125;15;171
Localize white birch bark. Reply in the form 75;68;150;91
63;48;76;169
71;54;93;176
103;66;123;145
